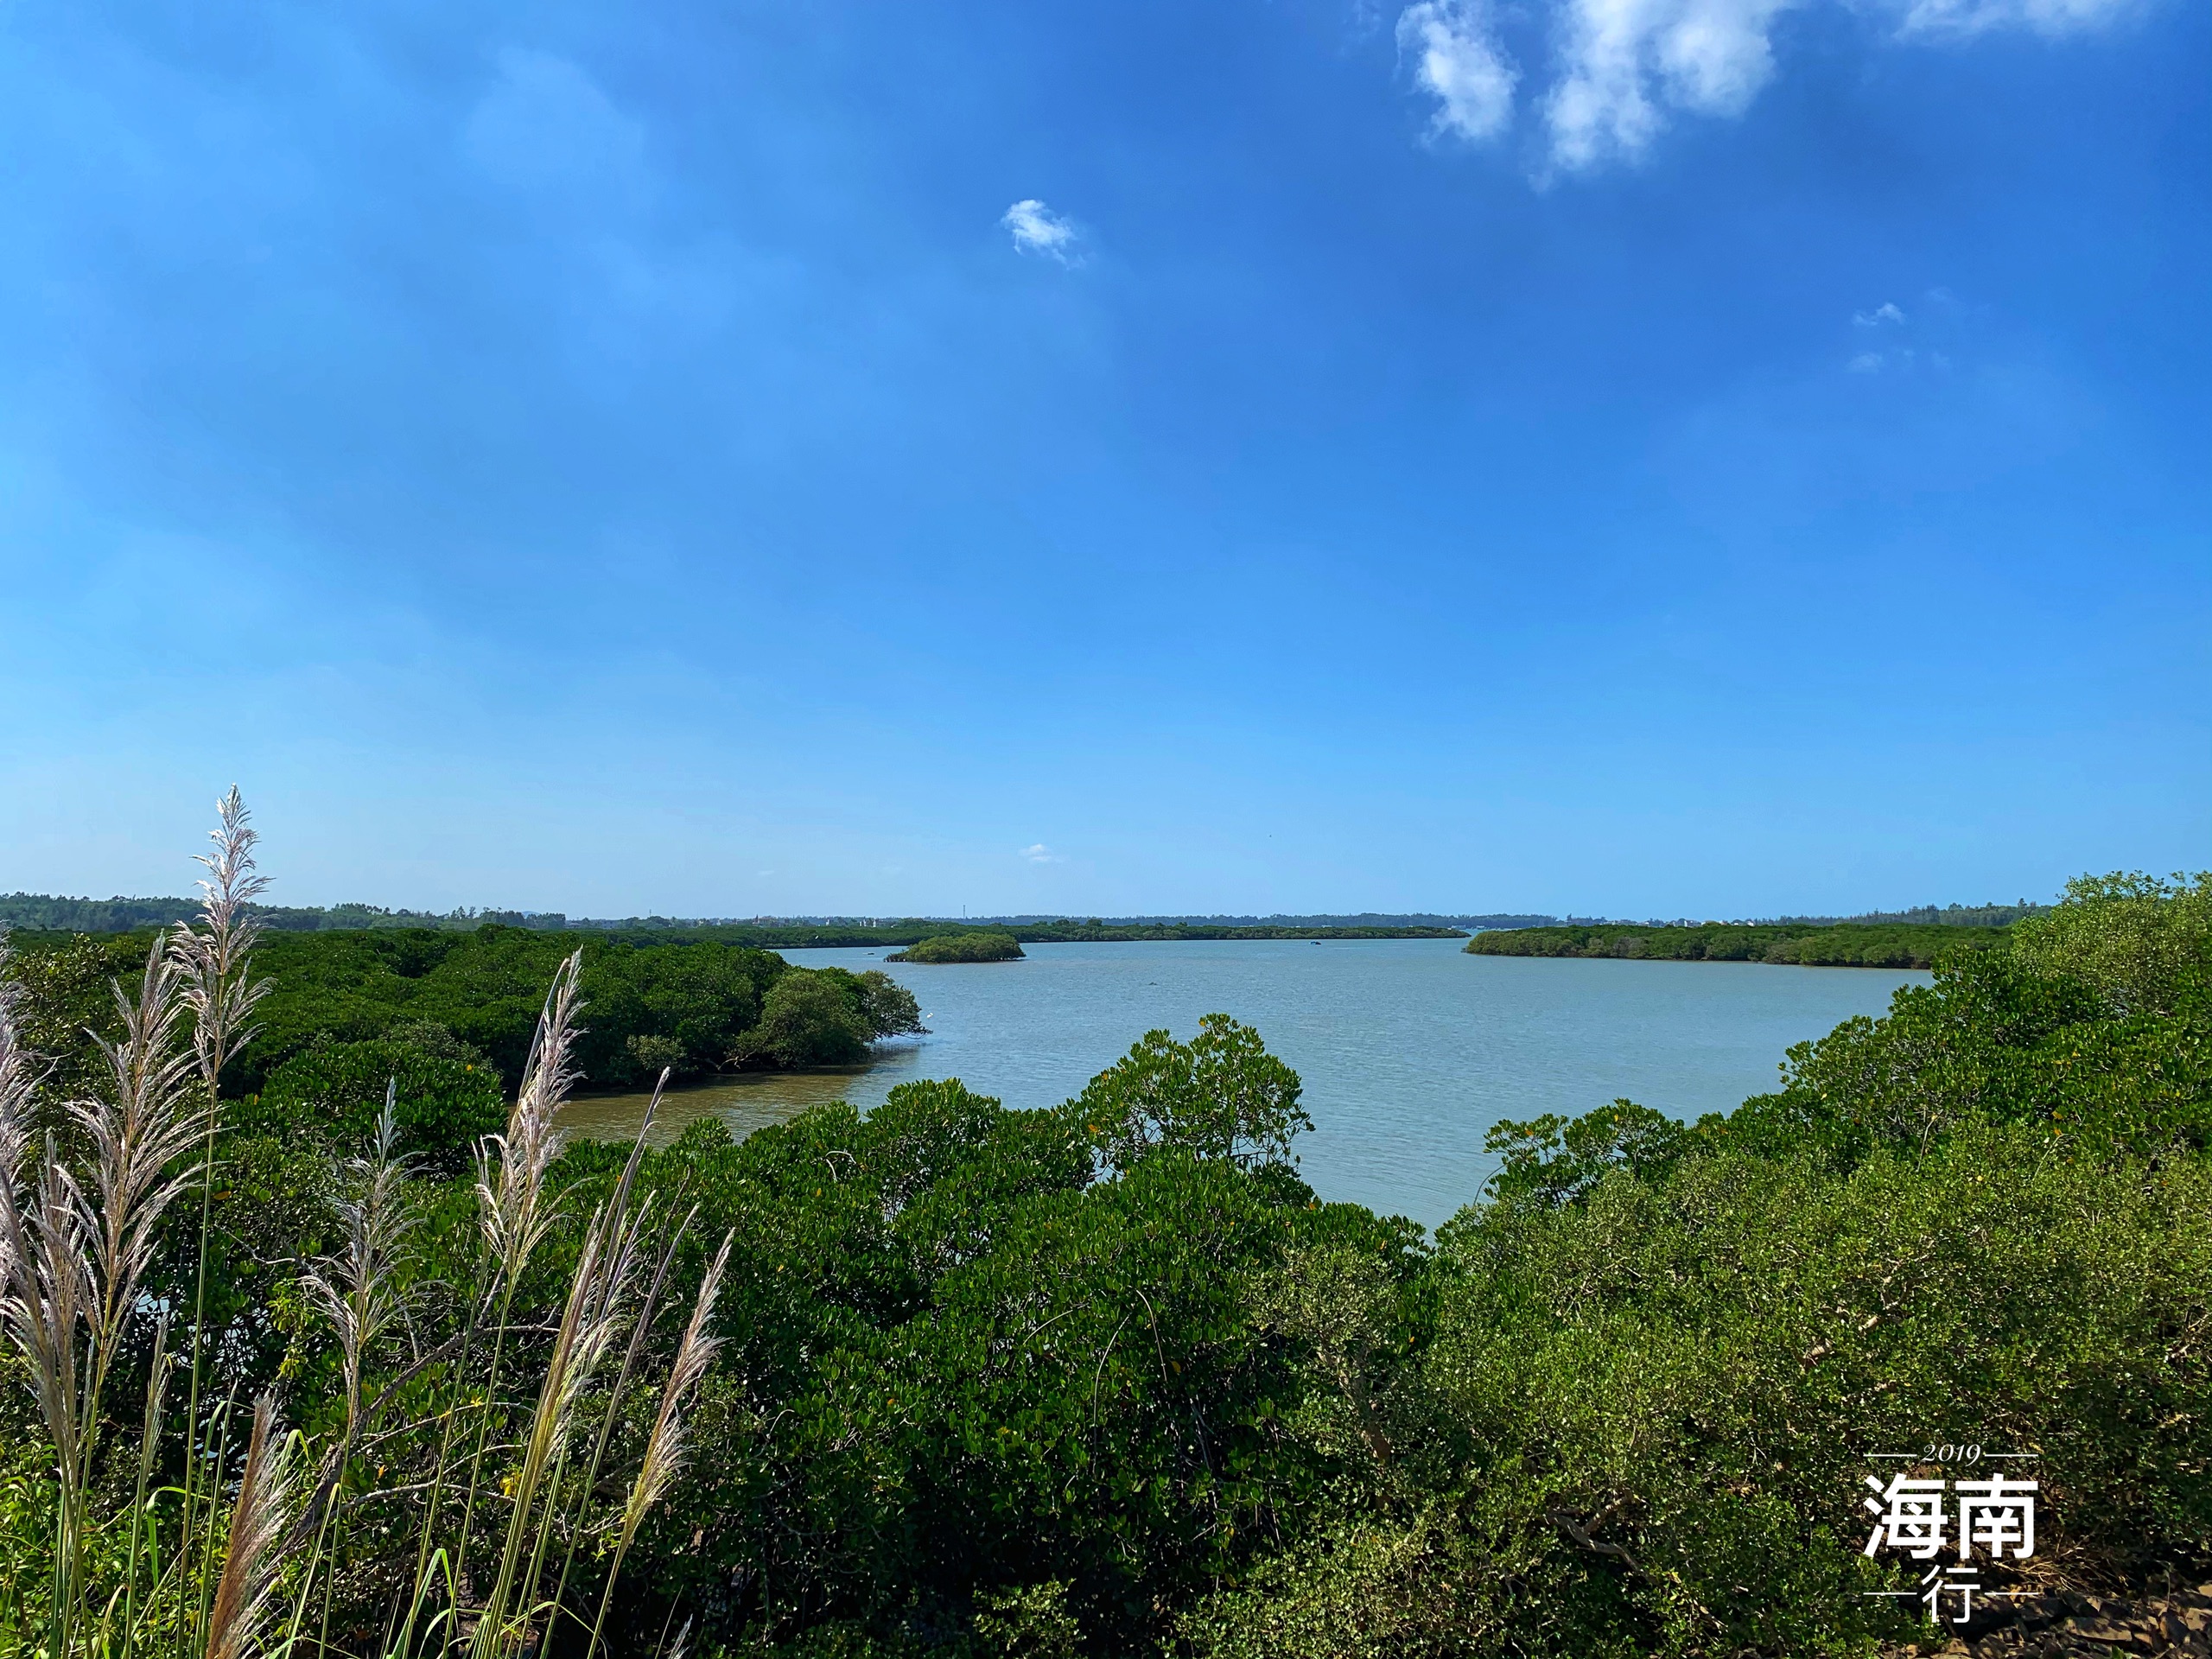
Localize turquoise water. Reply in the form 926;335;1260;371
560;938;1924;1228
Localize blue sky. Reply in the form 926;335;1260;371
0;0;2203;919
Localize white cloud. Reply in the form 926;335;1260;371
1897;0;2136;35
1398;1;1520;142
1001;200;1081;263
1847;352;1886;372
1545;0;1797;171
1854;302;1908;327
1394;0;2146;174
1020;843;1064;864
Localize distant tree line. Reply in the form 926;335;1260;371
1465;920;2013;969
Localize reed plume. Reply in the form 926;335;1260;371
301;1081;420;1433
0;1137;94;1586
476;950;586;1293
454;950;588;1592
0;930;204;1653
2;828;735;1659
0;936;41;1315
172;786;272;1656
172;785;272;1094
469;1212;626;1659
621;1229;732;1535
582;1230;731;1659
203;1391;296;1659
70;936;207;1419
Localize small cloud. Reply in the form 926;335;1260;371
1398;1;1518;143
1847;352;1886;373
1853;302;1908;327
1002;200;1081;263
1020;843;1064;864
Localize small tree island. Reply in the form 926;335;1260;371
887;929;1026;963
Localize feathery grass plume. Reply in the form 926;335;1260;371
0;942;102;1649
0;935;35;1171
623;1229;732;1532
173;785;273;1095
546;1117;689;1647
516;1092;671;1631
172;786;272;1655
0;934;38;1296
0;1134;96;1649
582;1071;664;1328
302;1080;420;1433
289;1084;424;1648
477;950;586;1292
569;1227;731;1651
203;1392;296;1659
454;949;588;1594
470;1213;626;1659
69;935;207;1421
583;1230;732;1659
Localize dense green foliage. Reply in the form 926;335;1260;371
1465;918;2011;969
888;932;1027;964
614;873;2212;1654
5;871;2207;1659
239;1037;506;1167
5;926;931;1106
242;927;791;1090
1814;901;2046;927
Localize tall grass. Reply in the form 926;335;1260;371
0;793;728;1659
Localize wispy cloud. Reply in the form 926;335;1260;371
463;49;646;201
1398;1;1519;142
1898;0;2137;36
1001;200;1082;264
1395;0;2150;173
1854;302;1908;327
1020;843;1063;864
1847;352;1886;373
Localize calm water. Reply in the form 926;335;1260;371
559;939;1924;1227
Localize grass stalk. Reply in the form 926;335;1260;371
172;789;270;1659
122;1309;175;1656
586;1231;733;1659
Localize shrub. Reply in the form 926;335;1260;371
728;969;876;1066
240;1037;505;1165
888;932;1026;964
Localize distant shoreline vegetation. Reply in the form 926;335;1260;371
0;890;2047;944
887;931;1027;963
0;899;1471;946
1465;919;2013;969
